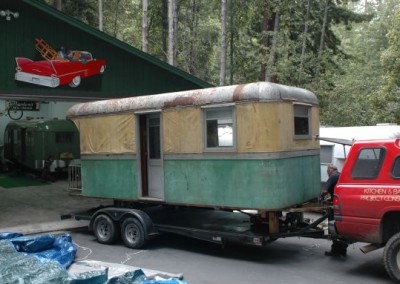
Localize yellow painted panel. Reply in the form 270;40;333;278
237;103;283;152
237;102;319;152
72;114;135;154
163;108;202;154
284;104;320;150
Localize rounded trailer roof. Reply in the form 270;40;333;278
67;82;318;118
5;119;77;132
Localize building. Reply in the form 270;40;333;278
0;0;211;147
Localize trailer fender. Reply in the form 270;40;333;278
89;207;156;239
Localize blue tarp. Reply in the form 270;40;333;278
0;232;186;284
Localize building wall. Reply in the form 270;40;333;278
0;0;210;100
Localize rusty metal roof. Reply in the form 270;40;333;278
67;82;318;118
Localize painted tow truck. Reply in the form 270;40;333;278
329;138;400;281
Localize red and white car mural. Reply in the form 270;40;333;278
15;50;106;88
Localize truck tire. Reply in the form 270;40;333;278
383;232;400;281
121;217;146;249
93;214;119;244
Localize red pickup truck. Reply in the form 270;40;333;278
329;138;400;281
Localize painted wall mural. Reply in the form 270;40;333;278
14;38;106;89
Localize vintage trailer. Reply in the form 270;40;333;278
3;119;80;171
67;82;320;210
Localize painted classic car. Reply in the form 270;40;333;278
15;51;106;88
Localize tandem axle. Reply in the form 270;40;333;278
63;203;330;249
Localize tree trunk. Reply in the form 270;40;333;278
219;0;227;86
142;0;149;52
113;0;121;38
229;0;234;85
162;0;168;61
173;0;178;62
98;0;103;31
53;0;62;11
260;0;271;81
189;0;198;74
265;9;279;82
298;0;311;83
315;0;329;83
168;0;175;66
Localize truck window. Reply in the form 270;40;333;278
293;105;311;139
204;107;234;149
392;156;400;179
351;147;386;179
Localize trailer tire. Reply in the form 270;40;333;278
121;217;146;249
93;214;119;244
383;232;400;281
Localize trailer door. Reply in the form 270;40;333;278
139;113;164;200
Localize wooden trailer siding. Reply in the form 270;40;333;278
73;114;136;154
236;102;319;152
162;102;320;154
163;108;203;154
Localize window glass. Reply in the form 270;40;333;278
56;132;73;144
392;156;400;179
205;108;234;149
26;131;33;146
294;105;311;138
149;117;161;159
351;147;386;179
320;145;333;164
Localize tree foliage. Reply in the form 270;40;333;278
371;8;400;124
42;0;399;125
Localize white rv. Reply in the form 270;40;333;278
319;124;400;181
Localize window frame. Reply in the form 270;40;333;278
293;103;312;140
202;105;236;152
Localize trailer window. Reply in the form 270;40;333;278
204;107;234;149
320;145;333;164
148;117;161;159
56;132;73;144
293;105;311;139
26;131;33;146
351;147;386;179
392;157;400;179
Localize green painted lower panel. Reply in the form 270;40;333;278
81;155;321;210
164;155;321;209
81;159;138;199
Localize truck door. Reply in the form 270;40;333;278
139;113;164;200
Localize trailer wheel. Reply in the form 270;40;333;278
383;232;400;281
121;218;146;249
93;214;119;244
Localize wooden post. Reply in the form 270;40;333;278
268;212;279;234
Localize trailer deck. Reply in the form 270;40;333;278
65;204;329;248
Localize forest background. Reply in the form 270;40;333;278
45;0;400;126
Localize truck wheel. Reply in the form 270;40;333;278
93;214;119;244
121;217;146;249
383;232;400;281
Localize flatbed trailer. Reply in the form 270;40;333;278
63;203;330;249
